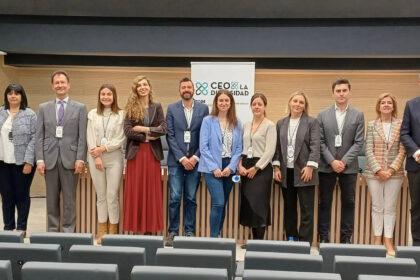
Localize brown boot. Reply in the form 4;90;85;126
96;222;108;245
384;237;395;256
109;223;119;234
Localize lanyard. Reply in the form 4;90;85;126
102;113;112;139
250;118;264;147
288;118;301;147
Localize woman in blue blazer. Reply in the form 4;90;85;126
198;89;243;237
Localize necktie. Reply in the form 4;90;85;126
58;100;65;126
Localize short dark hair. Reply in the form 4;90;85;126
332;78;351;92
3;83;29;110
51;70;70;83
179;77;194;89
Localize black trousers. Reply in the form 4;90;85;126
0;161;35;230
408;171;420;246
318;172;357;242
281;168;315;243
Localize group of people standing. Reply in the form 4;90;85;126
0;72;419;255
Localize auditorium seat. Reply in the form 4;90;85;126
173;236;236;273
242;269;342;280
396;246;420;276
156;248;233;279
101;234;163;265
68;244;145;280
0;231;24;243
246;240;311;254
358;275;420;280
21;261;118;280
131;265;228;280
333;255;416;280
319;243;386;272
0;243;61;280
30;232;93;262
0;260;13;280
244;251;323;272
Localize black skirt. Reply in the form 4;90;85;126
239;156;273;227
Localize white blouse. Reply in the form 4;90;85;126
87;108;126;154
0;113;15;163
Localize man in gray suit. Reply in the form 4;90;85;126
36;70;87;232
317;78;365;243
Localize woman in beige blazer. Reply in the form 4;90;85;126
365;93;406;256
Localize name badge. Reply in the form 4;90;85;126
247;147;253;158
56;126;63;138
335;135;342;147
184;131;191;143
100;137;108;146
287;145;294;158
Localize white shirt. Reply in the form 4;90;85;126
0;113;15;163
182;101;194;129
287;118;300;168
335;104;348;135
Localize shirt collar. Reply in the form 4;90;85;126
182;100;194;110
335;103;348;113
56;96;69;104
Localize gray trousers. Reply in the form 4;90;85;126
45;157;78;232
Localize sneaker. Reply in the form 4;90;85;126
165;232;176;247
185;232;195;237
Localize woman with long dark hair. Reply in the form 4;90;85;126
198;89;243;237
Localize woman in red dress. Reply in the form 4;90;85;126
123;75;167;234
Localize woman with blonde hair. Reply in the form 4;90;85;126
87;84;125;243
123;75;167;234
273;91;320;243
365;93;405;256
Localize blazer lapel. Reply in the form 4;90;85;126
328;106;339;135
280;118;289;166
387;118;400;148
214;117;222;144
148;103;156;126
189;101;199;129
373;119;387;144
48;100;58;127
294;115;307;158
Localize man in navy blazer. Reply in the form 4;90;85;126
400;95;420;245
165;77;209;245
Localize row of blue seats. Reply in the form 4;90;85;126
1;231;420;280
1;260;420;280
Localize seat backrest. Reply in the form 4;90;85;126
0;260;13;280
68;244;145;280
156;248;232;279
333;255;416;280
246;240;310;254
30;232;93;262
0;231;24;243
358;275;420;280
243;269;342;280
173;236;236;272
319;243;386;272
102;234;163;265
0;243;61;280
21;261;118;280
396;246;420;276
245;251;323;272
131;265;228;280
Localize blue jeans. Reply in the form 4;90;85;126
168;165;201;234
204;158;233;237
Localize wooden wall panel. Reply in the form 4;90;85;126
77;168;411;246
